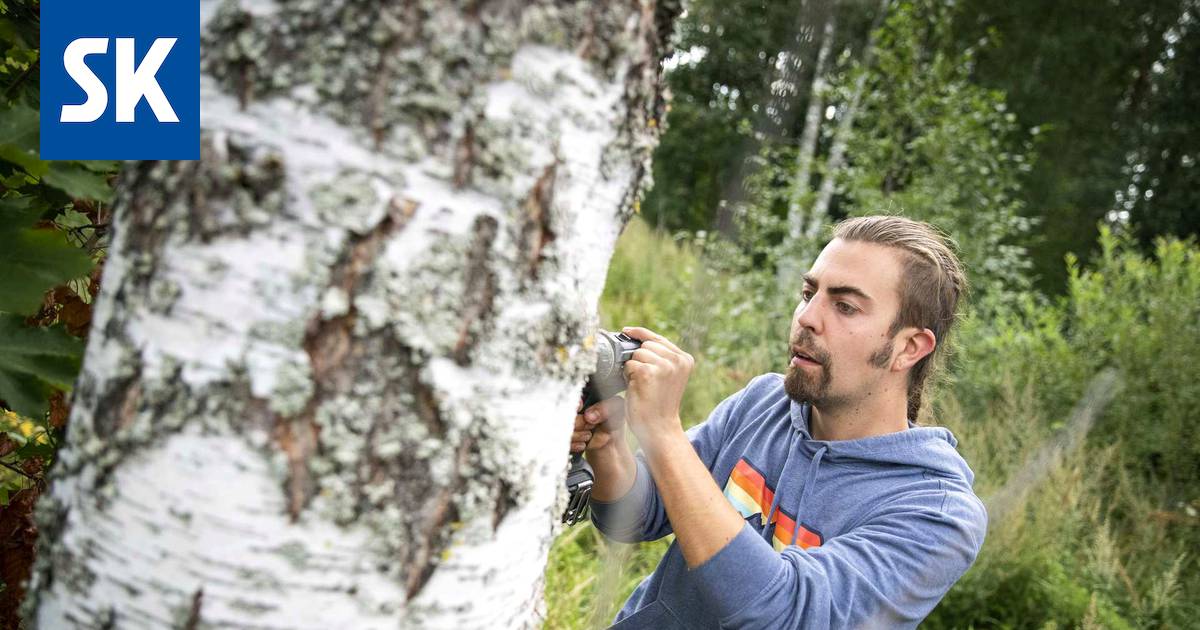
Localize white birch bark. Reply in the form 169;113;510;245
25;1;677;628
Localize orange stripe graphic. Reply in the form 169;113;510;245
724;458;824;550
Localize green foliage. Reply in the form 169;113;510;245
639;0;804;231
543;522;671;630
0;0;112;508
950;0;1192;294
836;0;1036;305
640;0;880;232
1065;228;1200;491
0;196;94;315
0;314;82;419
932;227;1200;628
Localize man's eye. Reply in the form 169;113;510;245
801;289;813;301
837;302;856;315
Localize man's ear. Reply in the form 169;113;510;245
892;327;936;372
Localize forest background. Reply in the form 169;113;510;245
1;0;1198;628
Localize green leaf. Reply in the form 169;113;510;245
2;353;79;389
0;316;84;419
41;161;114;203
0;365;51;419
0;194;49;227
0;222;94;314
13;439;54;461
0;314;85;357
0;103;46;177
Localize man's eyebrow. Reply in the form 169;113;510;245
802;274;874;302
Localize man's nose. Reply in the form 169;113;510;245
794;298;822;334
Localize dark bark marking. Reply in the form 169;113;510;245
452;215;499;366
183;588;203;630
116;381;142;431
275;198;418;521
92;360;143;439
367;1;421;149
404;435;474;600
518;161;558;281
492;479;518;531
452;119;476;189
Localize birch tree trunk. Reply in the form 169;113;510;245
24;1;677;628
804;0;888;242
776;9;835;292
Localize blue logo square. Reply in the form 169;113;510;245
40;0;200;160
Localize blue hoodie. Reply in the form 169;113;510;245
590;373;987;629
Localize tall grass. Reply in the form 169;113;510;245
543;219;1197;628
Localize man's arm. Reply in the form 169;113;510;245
618;326;745;566
639;426;746;567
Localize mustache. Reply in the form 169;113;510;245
790;329;831;365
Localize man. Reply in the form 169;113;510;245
571;215;987;629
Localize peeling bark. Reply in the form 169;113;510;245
25;0;678;628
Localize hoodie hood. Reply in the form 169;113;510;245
787;397;975;485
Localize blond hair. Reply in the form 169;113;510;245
832;216;967;420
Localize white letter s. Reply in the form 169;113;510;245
60;38;109;123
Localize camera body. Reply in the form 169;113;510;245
562;330;641;525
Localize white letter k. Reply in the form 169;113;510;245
115;37;179;123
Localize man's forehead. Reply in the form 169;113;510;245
806;239;905;302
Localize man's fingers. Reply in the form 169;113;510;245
630;347;671;366
598;396;626;422
582;396;626;426
636;340;675;360
623;326;685;354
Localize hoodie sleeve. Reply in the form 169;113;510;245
689;486;987;629
589;375;764;543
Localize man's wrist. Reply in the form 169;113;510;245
635;420;688;462
585;432;637;502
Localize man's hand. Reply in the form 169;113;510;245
570;396;626;454
620;326;694;449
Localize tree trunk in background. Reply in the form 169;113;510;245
25;1;676;627
786;10;835;237
711;0;833;240
777;9;836;292
806;0;888;242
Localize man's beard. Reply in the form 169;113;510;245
784;331;895;406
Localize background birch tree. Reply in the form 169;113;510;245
22;0;678;627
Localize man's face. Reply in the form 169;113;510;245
784;238;906;409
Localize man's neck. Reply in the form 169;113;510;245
808;384;910;441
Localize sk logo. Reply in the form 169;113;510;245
40;0;200;160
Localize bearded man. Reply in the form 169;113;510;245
573;215;987;629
